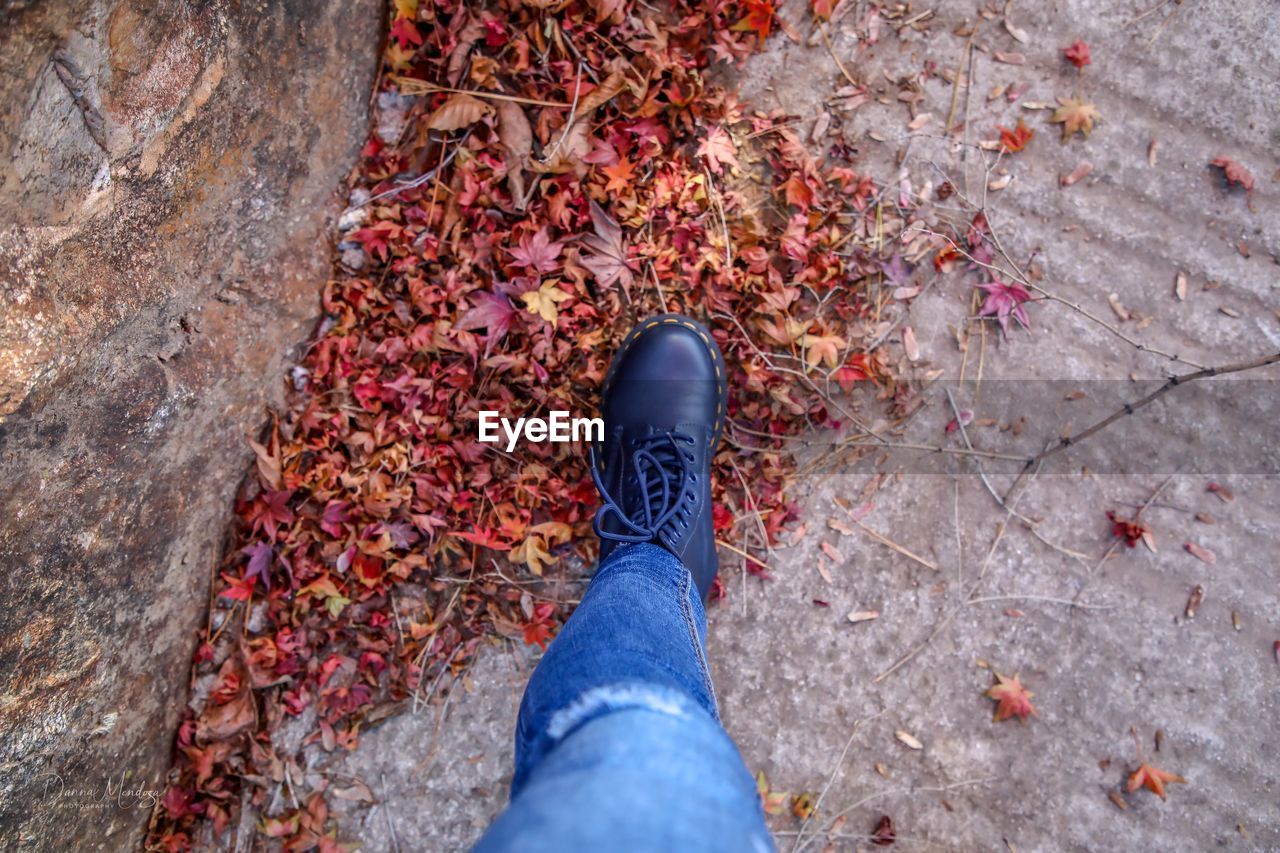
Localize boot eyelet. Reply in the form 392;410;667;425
684;452;694;462
690;474;697;483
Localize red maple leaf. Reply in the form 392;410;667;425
351;221;402;262
976;279;1032;335
508;227;564;274
985;672;1036;722
522;602;557;650
218;572;256;602
731;0;775;44
389;17;423;48
456;290;517;347
243;489;295;540
483;19;508;48
996;118;1034;153
523;620;553;650
1127;762;1187;800
1106;510;1149;548
1062;38;1091;69
1209;157;1255;193
933;246;960;272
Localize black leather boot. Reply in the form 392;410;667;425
591;314;727;599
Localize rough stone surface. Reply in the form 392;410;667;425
0;1;379;847
321;0;1278;850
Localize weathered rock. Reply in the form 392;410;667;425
0;0;379;847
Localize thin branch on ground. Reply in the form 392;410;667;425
377;773;403;853
967;594;1113;610
716;538;772;573
944;34;974;134
873;462;1042;684
538;61;585;165
1024;351;1280;471
789;711;884;853
389;77;569;107
843;513;939;571
819;23;859;89
793;776;997;853
943;387;1089;565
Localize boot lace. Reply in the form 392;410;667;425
591;431;698;545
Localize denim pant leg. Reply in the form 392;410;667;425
474;543;772;853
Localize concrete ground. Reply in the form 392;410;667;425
323;1;1279;849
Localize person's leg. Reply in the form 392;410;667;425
476;315;770;851
475;542;770;853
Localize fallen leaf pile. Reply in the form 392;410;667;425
147;0;921;848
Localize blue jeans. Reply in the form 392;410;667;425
475;544;773;852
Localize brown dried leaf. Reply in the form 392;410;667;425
827;518;856;536
1184;541;1215;564
247;437;282;491
1107;293;1130;321
1185;584;1204;618
445;15;485;86
895;730;923;750
425;93;493;131
196;658;257;742
907;113;933;131
1060;161;1093;187
1003;16;1029;43
902;326;920;361
1207;482;1235;502
496;100;532;206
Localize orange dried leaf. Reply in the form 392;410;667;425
1127;762;1186;800
1209;157;1254;193
731;0;776;44
996;118;1034;153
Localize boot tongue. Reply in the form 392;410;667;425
603;378;722;434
